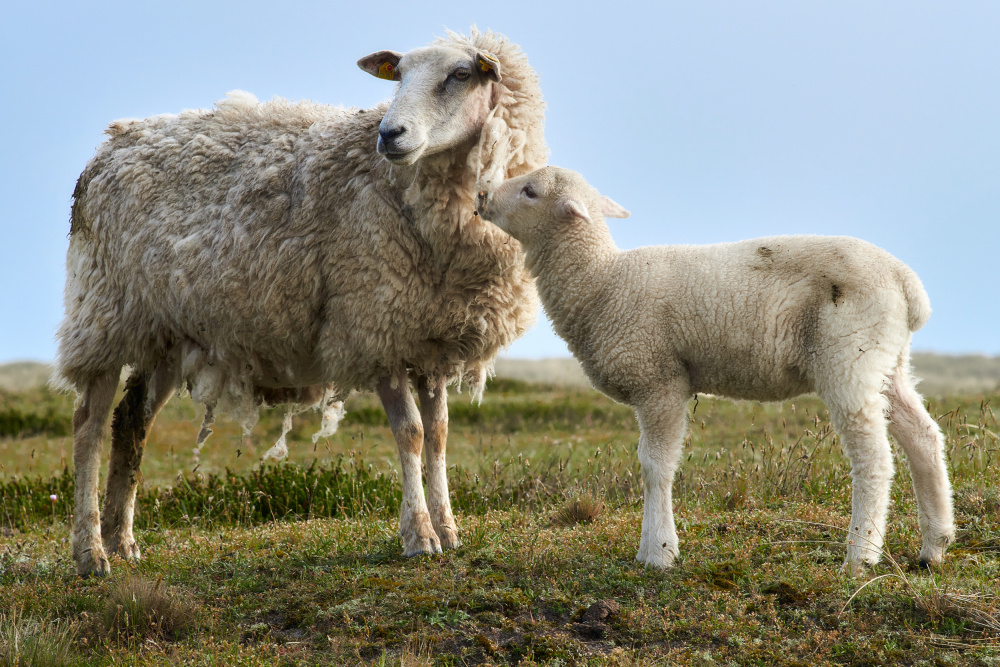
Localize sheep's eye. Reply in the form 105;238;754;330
522;184;537;199
452;68;471;81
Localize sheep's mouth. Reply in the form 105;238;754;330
382;149;418;164
378;142;424;165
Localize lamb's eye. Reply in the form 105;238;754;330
522;184;537;199
453;68;471;81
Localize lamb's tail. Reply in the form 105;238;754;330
897;262;932;332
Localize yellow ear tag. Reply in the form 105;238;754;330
478;54;498;73
377;62;395;80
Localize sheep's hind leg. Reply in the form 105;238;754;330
102;363;178;562
72;370;120;577
885;366;955;567
378;368;442;557
825;393;896;576
417;375;460;549
635;392;690;568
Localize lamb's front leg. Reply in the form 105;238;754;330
377;368;441;557
417;375;460;549
635;394;690;568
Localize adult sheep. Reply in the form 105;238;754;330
478;166;955;575
57;28;546;577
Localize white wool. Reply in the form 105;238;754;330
262;412;294;461
482;165;955;575
311;390;346;443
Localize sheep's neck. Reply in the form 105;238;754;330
527;225;618;346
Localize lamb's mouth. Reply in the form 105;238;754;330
475;190;489;218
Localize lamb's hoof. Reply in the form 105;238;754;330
636;542;678;569
918;537;951;569
841;557;876;578
76;549;112;578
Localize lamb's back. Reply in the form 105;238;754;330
603;235;916;400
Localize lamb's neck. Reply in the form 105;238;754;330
527;227;619;344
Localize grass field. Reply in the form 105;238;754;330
2;378;1000;665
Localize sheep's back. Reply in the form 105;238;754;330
58;95;535;393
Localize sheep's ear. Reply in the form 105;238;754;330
357;51;403;81
600;196;630;219
475;52;502;82
557;198;591;223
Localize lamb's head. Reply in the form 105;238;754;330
358;44;502;166
478;166;630;248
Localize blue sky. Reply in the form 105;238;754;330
1;1;998;363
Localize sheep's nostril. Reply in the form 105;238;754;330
379;126;406;143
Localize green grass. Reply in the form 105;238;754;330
1;380;999;665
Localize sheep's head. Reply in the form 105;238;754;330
358;44;502;166
477;166;629;248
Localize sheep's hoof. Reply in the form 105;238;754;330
76;550;112;578
401;523;443;557
117;541;142;562
435;525;461;551
402;536;443;558
104;533;142;562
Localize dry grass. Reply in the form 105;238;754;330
551;495;605;528
98;573;199;645
0;608;76;667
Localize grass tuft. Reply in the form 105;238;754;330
551;495;605;528
99;573;198;645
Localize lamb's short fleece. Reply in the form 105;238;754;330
57;28;547;577
479;166;954;574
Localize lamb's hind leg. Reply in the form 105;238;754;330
825;393;896;575
102;363;178;561
417;375;460;549
71;370;119;577
635;391;690;568
885;365;955;566
378;367;441;557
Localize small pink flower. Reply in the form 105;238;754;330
50;494;58;502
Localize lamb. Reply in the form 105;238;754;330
56;28;547;577
477;166;955;574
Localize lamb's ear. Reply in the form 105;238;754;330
476;52;502;82
557;197;591;223
600;196;630;219
357;51;403;81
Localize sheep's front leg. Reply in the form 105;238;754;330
102;363;177;561
635;394;689;568
417;375;460;549
72;370;119;577
378;368;442;557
